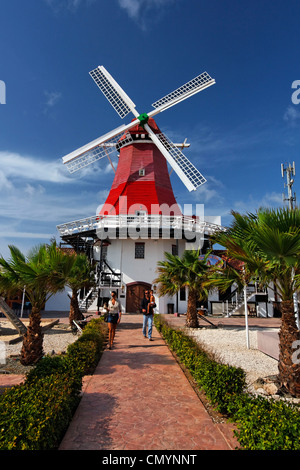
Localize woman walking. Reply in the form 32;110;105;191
107;291;121;349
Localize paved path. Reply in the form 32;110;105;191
59;314;238;451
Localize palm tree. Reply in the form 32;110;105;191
154;250;211;328
66;252;96;326
0;242;73;365
212;208;300;397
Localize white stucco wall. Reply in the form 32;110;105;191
95;238;187;314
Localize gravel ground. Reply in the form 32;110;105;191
186;327;279;386
0;323;79;375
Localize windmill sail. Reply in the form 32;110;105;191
63;131;133;173
63;65;215;190
155;133;207;190
152;72;215;112
89;66;137;119
144;124;206;192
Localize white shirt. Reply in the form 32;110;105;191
108;299;120;314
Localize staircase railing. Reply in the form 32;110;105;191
221;284;266;316
99;260;122;287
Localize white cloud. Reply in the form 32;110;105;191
24;184;46;197
117;0;178;29
44;91;62;109
0;170;13;191
283;106;300;127
118;0;141;19
192;175;225;205
233;191;283;214
0;231;53;239
45;0;95;13
0;151;71;184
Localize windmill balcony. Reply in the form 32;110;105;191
57;214;223;241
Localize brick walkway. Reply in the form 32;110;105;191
59;314;239;451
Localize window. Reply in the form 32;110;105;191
135;242;145;259
180;287;186;301
139;168;145;176
172;244;178;255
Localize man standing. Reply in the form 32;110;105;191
141;290;154;341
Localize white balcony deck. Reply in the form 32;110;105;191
57;214;224;239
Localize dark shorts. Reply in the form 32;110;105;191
107;313;119;324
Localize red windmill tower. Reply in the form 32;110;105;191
100;117;182;217
58;66;219;313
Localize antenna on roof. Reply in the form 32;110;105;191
281;161;296;210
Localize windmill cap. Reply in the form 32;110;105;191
128;117;161;135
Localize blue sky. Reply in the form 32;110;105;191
0;0;299;258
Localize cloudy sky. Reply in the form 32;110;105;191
0;0;299;258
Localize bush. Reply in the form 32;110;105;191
0;317;108;450
155;315;246;415
154;315;300;450
66;318;107;375
231;394;300;450
0;372;81;450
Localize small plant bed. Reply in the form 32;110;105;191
154;315;300;451
0;318;108;450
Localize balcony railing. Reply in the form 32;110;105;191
57;214;224;238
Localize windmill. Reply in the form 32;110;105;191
62;65;215;193
57;65;219;314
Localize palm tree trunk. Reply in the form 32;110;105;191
186;288;199;328
278;300;300;398
20;306;44;365
69;289;84;326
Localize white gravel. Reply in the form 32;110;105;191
186;327;279;386
4;324;78;357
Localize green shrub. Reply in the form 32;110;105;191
154;315;300;450
26;355;78;383
66;338;99;375
231;394;300;450
0;372;81;450
66;318;107;375
155;315;246;415
0;317;108;450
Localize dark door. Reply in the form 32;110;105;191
126;282;151;313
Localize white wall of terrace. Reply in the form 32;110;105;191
57;214;222;240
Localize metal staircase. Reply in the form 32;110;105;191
78;286;99;311
99;260;122;288
222;284;266;317
78;260;122;312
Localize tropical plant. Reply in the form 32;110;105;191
65;252;96;325
0;241;74;365
154;250;211;328
211;207;300;397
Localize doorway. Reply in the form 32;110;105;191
126;282;152;313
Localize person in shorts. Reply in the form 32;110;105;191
107;291;121;349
